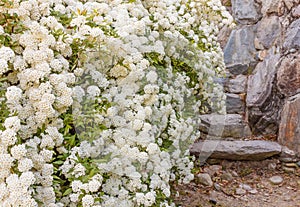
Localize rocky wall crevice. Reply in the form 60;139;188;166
200;0;300;153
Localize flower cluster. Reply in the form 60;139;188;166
0;0;233;206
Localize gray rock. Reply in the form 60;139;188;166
221;172;234;181
283;0;297;10
283;19;300;51
199;114;251;139
249;189;258;194
214;183;222;191
246;49;282;135
204;165;222;176
261;0;281;15
278;94;300;154
269;176;283;185
224;26;258;75
292;5;300;17
226;93;245;114
247;49;280;107
235;188;247;195
190;140;282;161
268;163;277;170
232;0;262;24
256;16;281;49
240;184;252;191
297;161;300;167
277;53;300;97
282;166;295;173
196;173;213;187
280;146;296;161
225;75;247;94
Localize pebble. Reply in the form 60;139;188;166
284;163;298;168
249;189;258;194
221;172;234;181
268;163;277;170
231;170;239;177
196;173;213;187
214;183;222;191
240;184;252;191
297;161;300;167
235;188;246;195
269;175;283;185
282;166;295;173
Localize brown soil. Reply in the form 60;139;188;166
172;159;300;207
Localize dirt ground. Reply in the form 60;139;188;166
172;158;300;207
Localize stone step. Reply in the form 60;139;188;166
199;114;251;140
190;140;282;161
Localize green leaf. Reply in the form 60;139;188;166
63;188;72;196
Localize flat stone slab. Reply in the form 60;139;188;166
199;114;251;139
190;140;282;161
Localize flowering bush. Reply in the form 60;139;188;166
0;0;233;206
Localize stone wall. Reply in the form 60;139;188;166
218;0;300;153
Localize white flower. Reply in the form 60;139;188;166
88;179;101;192
0;59;8;75
82;195;94;207
0;46;15;61
18;158;33;172
4;116;21;131
10;144;27;160
71;180;83;193
86;85;100;97
0;153;14;169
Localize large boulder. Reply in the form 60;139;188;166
278;94;300;154
247;49;280;107
190;140;282;161
231;0;262;24
277;53;300;97
224;26;258;75
246;49;282;135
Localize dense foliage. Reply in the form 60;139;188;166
0;0;233;206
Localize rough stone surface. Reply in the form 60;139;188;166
280;146;297;160
235;188;246;195
221;172;233;181
247;50;280;107
269;175;283;185
225;75;247;93
196;173;213;187
231;0;261;24
246;49;282;135
190;140;282;161
256;16;281;49
277;53;300;97
224;26;257;75
226;93;245;114
199;114;251;139
261;0;281;15
283;19;300;51
292;5;300;17
278;94;300;154
283;0;299;10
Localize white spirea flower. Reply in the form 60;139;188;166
4;116;21;131
10;144;27;160
86;85;100;97
0;46;15;61
18;158;33;172
82;194;94;207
